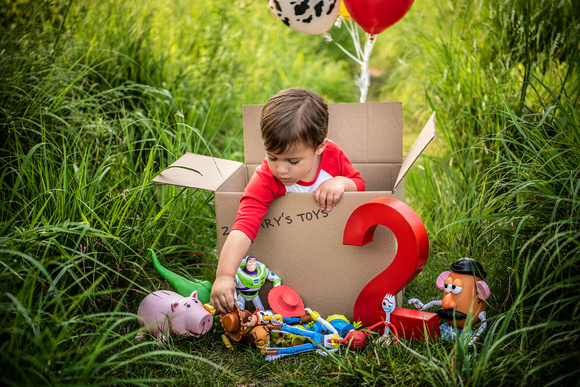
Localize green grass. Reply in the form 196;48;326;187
1;0;578;385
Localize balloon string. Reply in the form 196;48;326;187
330;16;377;102
330;40;362;65
343;17;364;60
358;34;376;103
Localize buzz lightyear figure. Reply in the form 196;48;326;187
235;256;281;311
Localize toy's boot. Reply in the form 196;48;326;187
261;348;279;356
261;348;284;361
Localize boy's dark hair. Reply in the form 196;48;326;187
260;88;329;154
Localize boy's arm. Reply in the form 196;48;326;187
210;230;252;314
232;161;283;242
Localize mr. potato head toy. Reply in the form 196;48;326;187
408;258;490;346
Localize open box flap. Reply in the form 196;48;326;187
152;152;243;192
394;112;436;191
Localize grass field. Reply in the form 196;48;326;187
1;0;579;385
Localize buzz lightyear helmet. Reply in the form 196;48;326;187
240;255;261;270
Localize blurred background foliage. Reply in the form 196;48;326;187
0;0;578;385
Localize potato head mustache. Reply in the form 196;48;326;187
437;308;468;321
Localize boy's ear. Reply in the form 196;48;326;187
315;138;329;155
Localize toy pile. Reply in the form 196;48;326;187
218;284;396;360
136;250;490;356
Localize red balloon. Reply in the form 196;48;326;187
343;0;414;35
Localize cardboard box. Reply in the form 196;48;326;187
153;102;435;320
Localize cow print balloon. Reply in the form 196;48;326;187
268;0;340;35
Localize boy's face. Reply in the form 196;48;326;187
265;140;328;186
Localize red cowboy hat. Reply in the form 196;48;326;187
268;285;305;317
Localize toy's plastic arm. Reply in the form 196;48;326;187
305;308;338;335
281;314;311;325
259;313;283;322
266;269;282;287
268;325;340;350
407;298;424;309
468;311;487;347
268;318;284;326
368;320;400;343
408;298;442;311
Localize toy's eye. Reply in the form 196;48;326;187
185;303;191;308
451;286;463;295
444;283;453;293
193;299;199;304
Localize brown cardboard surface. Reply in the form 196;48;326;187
152;152;243;191
215;191;405;318
243;102;403;164
153;102;435;320
394;112;436;190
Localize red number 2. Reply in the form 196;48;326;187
343;197;429;327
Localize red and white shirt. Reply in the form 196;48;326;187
232;141;365;241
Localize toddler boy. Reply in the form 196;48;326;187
210;88;365;314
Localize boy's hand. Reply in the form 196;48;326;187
210;275;237;315
314;177;356;211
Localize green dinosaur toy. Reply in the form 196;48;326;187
148;248;212;304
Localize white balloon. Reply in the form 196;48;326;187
268;0;340;35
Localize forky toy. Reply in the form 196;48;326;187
373;293;398;346
408;258;490;347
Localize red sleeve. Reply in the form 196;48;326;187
231;160;286;242
339;149;365;191
325;141;365;191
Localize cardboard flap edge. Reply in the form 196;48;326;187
394;112;437;191
152;152;244;192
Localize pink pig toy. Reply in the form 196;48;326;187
136;290;213;342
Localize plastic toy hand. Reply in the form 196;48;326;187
313;177;355;211
270;318;283;326
316;348;338;356
469;311;487;347
408;298;425;310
